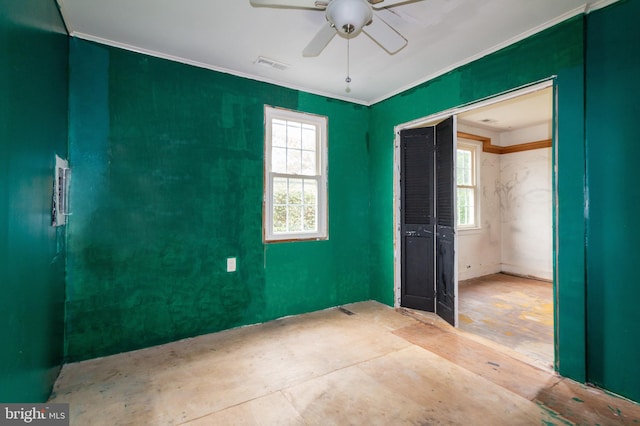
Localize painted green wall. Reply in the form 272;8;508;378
368;17;588;382
585;0;640;403
66;39;371;361
0;0;68;402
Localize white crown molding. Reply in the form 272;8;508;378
63;0;620;107
55;0;74;35
372;0;623;104
67;32;370;107
369;5;591;105
585;0;620;13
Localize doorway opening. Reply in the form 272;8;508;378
456;87;554;369
394;80;555;370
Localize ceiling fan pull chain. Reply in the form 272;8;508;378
345;36;352;84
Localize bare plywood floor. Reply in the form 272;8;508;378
458;273;554;370
50;301;639;425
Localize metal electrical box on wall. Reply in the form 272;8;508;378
52;154;70;227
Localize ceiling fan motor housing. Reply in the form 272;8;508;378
326;0;373;35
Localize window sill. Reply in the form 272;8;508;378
457;227;482;235
265;235;328;243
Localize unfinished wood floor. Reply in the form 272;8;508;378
458;273;554;370
49;301;640;425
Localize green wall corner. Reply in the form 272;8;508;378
0;0;68;402
585;0;640;403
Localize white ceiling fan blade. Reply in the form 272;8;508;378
302;23;337;57
250;0;325;9
363;13;407;54
370;0;419;9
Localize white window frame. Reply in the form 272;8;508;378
264;106;328;242
456;139;482;231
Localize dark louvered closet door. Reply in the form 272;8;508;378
435;116;456;326
400;127;436;312
400;117;457;326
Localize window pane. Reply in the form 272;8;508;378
303;179;317;205
272;120;287;147
288;205;303;232
304;205;317;231
273;178;288;232
287;149;302;174
273;178;287;203
272;147;287;173
287;122;301;149
273;205;287;232
301;125;316;151
271;177;319;234
457;188;475;226
287;179;301;203
302;179;317;231
273;178;288;234
457;149;472;185
301;150;316;175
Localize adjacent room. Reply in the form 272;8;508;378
2;0;640;424
456;88;554;369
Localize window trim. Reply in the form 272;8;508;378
263;106;328;243
456;139;482;231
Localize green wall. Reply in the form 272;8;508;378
585;0;640;403
368;16;588;381
66;39;371;361
0;0;68;402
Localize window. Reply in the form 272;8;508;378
264;106;328;242
457;140;481;229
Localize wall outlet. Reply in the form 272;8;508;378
227;257;237;272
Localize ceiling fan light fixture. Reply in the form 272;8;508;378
326;0;372;35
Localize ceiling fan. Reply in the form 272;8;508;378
250;0;421;57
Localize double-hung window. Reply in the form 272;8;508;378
456;140;481;229
264;106;328;242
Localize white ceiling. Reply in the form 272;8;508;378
459;87;553;132
56;0;615;105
